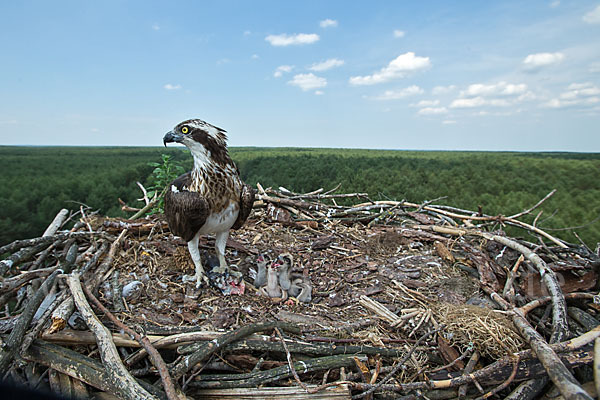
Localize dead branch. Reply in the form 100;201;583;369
352;326;443;399
67;273;158;400
82;284;180;400
0;231;98;256
23;340;166;399
189;354;364;389
171;321;301;380
0;268;63;372
43;209;70;237
509;189;557;220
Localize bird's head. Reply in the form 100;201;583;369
276;253;293;268
268;261;280;273
163;119;229;166
256;253;271;267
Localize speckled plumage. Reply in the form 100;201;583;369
163;119;256;287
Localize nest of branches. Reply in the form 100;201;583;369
0;185;599;399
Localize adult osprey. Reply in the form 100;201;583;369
163;119;255;287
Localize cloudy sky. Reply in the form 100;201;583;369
1;1;599;151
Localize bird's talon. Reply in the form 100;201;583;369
211;266;227;274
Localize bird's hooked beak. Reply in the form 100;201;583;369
163;130;183;147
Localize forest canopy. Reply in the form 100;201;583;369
0;146;598;247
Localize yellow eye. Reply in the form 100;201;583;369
181;126;189;134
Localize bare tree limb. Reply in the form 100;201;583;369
82;284;181;400
67;273;158;400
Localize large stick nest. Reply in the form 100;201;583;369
1;185;599;399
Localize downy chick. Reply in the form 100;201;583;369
258;261;287;300
277;253;312;303
253;254;270;288
289;278;312;303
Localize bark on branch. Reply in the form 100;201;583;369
67;273;159;400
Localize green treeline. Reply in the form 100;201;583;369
1;146;599;247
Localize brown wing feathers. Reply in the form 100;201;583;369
164;173;209;242
232;183;255;230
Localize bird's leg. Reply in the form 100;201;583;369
188;235;208;287
213;231;229;274
213;231;242;278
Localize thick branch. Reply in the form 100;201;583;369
67;273;158;400
23;340;166;399
0;269;62;372
171;321;301;380
82;284;180;400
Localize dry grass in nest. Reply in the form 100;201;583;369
433;303;525;359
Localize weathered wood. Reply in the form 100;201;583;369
23;340;166;399
346;347;593;394
49;242;108;334
190;354;364;388
171;321;301;380
67;273;158;400
183;338;410;358
0;266;58;292
193;384;351;399
42;329;268;348
43;209;69;237
0;241;55;276
358;295;402;325
21;290;70;355
0;268;62;372
0;231;97;256
82;284;179;400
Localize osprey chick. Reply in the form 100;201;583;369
163;119;255;287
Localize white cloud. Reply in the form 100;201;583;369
517;92;537;102
288;73;327;91
163;84;181;90
544;97;600;108
349;52;431;85
244;30;252;36
413;99;440;107
442;120;457;124
320;19;338;28
371;85;424;100
583;5;600;24
418;107;448;115
432;85;457;95
461;82;528;97
265;33;319;46
309;58;345;72
152;24;160;31
449;81;533;109
550;1;560;8
487;99;512;107
523;52;565;70
274;65;293;78
251;54;259;59
546;82;600;107
450;97;487;108
315;90;325;95
393;30;405;38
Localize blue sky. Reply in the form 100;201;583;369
1;1;599;151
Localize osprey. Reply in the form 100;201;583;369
163;119;255;287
